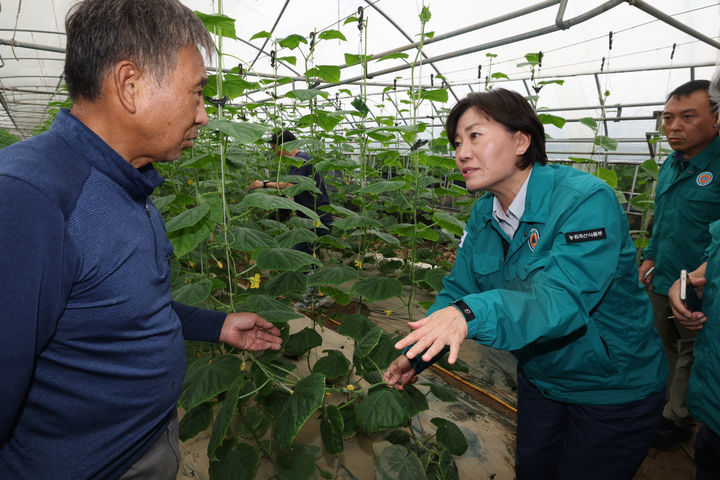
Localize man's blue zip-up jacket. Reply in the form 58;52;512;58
0;109;226;479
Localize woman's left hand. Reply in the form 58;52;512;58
394;306;468;365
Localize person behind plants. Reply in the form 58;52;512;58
383;88;668;479
249;130;333;307
0;1;282;478
248;130;333;253
637;79;720;450
667;68;720;480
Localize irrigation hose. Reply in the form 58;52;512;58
312;308;518;415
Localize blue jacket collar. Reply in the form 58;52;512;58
52;108;164;198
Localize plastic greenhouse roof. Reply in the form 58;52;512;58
1;0;719;163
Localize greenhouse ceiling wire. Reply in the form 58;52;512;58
0;0;718;164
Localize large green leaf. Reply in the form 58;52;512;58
242;294;302;323
165;203;210;233
296;112;343;132
307;265;358;287
318;285;352;305
537;113;566;128
179;403;213;441
424;268;448;292
286;89;329;102
579;117;598;130
239;192;320;222
419;88;448;103
276;229;319;249
150;194;175;214
366;229;400;246
594;135;618;151
249;30;271;40
230;226;278;252
195;11;236;40
209;440;259;480
235;406;271;439
594;167;618;189
265;271;306;297
355;326;383;359
349;277;403;301
273;373;326;449
376;52;409;62
338;314;376;341
433;211;465;237
419;152;456;169
255;247;322;271
356;389;409;431
431;418;468;455
208;380;243;461
375;444;425;480
179;355;244;411
285;328;323;357
312;350;351;379
179;153;217;170
401;385;429;417
344;53;373;66
425;382;459;403
207;119;268;144
168;219;213;258
275;444;321;480
221;75;260;99
320;405;345;455
640;158;659;179
359;180;405;195
278;34;307;50
318;29;347;41
364;333;401;371
351;97;370;117
332;215;382;231
172;279;212;305
305;65;341;83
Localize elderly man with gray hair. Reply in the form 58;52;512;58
0;1;281;478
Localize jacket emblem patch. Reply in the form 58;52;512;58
696;171;713;186
565;228;607;243
527;228;539;251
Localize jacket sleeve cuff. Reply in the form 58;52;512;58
172;301;226;342
402;345;449;374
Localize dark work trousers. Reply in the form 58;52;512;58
293;225;330;256
118;410;180;480
515;369;665;480
696;424;720;480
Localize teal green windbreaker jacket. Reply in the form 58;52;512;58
642;135;720;295
429;164;667;405
688;219;720;434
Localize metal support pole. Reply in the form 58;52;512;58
627;0;720;51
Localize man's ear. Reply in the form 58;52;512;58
113;60;141;114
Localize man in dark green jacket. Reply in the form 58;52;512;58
639;79;720;449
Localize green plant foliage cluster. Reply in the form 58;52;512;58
153;5;477;478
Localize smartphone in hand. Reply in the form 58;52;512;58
680;269;702;312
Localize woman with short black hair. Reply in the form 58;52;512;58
385;88;668;479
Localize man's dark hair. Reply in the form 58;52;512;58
270;130;297;146
445;88;547;169
666;79;718;112
64;0;214;101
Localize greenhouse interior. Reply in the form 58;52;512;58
1;0;719;479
